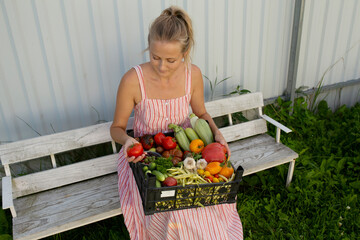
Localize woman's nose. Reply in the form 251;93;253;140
159;61;166;71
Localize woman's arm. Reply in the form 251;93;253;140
189;65;231;159
110;69;146;162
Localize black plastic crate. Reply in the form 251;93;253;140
129;162;244;215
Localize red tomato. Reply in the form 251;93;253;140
154;132;166;146
162;136;177;150
201;142;227;163
127;143;144;157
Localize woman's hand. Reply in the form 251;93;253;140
124;137;146;163
214;131;231;160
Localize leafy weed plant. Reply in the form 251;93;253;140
238;97;359;239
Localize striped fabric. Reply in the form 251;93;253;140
133;65;191;136
117;65;243;240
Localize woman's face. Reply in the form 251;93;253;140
149;40;184;78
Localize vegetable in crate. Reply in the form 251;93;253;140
162;136;177;150
205;162;222;175
184;127;199;141
168;123;191;151
162;148;183;166
140;134;154;150
196;158;208;170
189;113;214;146
183;157;196;172
219;162;234;178
154;157;173;174
127;143;144;157
189;139;204;153
154;132;166;146
162;176;177;186
202;142;227;163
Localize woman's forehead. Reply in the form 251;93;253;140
149;40;183;57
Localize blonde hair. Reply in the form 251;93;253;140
148;6;194;66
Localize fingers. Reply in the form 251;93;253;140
214;133;231;160
127;153;147;163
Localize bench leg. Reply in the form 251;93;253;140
286;160;296;187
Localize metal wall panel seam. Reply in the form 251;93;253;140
1;0;37;139
328;1;344;85
256;0;266;93
60;0;85;126
87;0;108;121
356;41;360;81
204;0;210;101
0;64;12;143
280;0;294;95
31;0;63;131
313;0;329;86
340;0;359;83
137;0;146;63
240;0;247;92
222;0;229;96
299;0;314;88
113;0;126;76
286;0;305;110
272;0;282;97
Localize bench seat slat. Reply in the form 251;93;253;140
205;92;264;118
229;134;298;176
13;174;121;240
13;153;119;198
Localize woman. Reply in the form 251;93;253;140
110;6;243;240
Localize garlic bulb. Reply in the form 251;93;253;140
183;157;196;171
196;159;208;170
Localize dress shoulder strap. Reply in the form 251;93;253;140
133;65;146;100
185;65;192;95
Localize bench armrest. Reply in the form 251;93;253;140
2;176;17;217
261;114;292;143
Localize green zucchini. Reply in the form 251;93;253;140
185;128;200;141
168;123;190;151
189;114;214;146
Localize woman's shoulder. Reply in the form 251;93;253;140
190;64;203;83
121;66;140;86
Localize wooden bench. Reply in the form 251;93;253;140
1;92;298;240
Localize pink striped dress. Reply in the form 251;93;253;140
117;65;243;240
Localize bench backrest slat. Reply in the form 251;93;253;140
12;153;118;198
0;118;134;166
220;119;267;142
0;123;112;165
205;92;264;118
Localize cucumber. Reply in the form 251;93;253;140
148;162;156;171
144;170;152;178
151;170;166;182
156;180;162;188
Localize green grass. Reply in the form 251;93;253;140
0;97;359;239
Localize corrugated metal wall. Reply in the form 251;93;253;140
1;0;359;142
297;0;360;100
